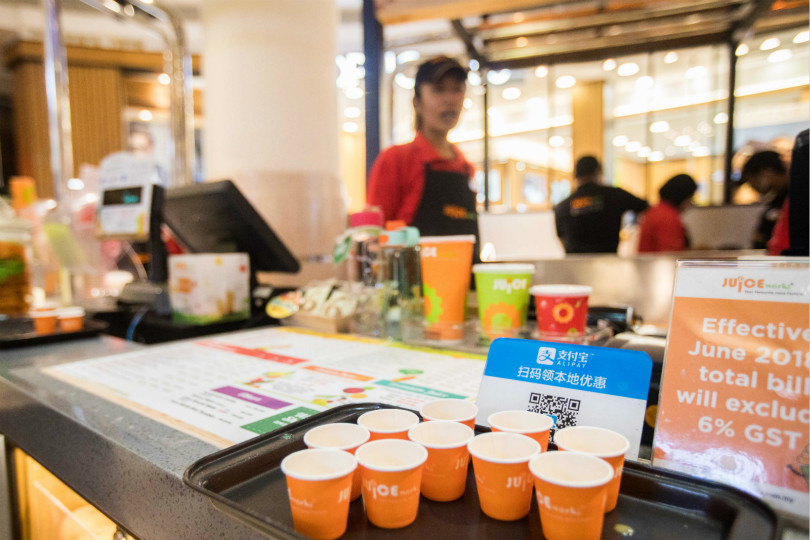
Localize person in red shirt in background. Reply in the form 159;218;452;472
366;56;478;241
638;174;698;253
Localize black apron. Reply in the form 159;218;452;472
410;162;479;240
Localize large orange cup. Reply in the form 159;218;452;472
355;439;427;528
419;235;476;340
280;449;356;540
357;409;420;441
420;399;478;429
304;423;370;501
408;420;474;502
530;284;592;337
467;432;540;521
488;410;554;451
529;451;614;540
553;426;630;512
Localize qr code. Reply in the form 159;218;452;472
527;392;580;430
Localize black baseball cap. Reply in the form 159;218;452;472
414;56;468;91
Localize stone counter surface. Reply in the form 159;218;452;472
0;335;267;540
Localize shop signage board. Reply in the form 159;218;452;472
653;259;810;519
476;338;653;459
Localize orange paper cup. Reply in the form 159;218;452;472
357;408;420;441
304;423;370;501
408;420;474;502
467;432;540;521
420;399;478;429
280;449;356;540
31;310;58;334
355;439;428;529
529;451;613;540
58;307;85;332
419;235;476;341
488;410;554;451
553;426;630;512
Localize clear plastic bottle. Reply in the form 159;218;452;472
0;203;33;316
346;210;383;289
377;226;421;340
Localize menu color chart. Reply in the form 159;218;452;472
653;260;809;519
476;338;652;459
47;328;484;447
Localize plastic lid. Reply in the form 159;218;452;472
58;307;86;319
419;235;476;244
350;210;383;228
472;263;535;274
529;284;593;297
380;227;420;246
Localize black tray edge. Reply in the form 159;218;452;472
0;318;108;349
183;403;783;540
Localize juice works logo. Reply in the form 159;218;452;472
493;278;528;294
721;276;794;293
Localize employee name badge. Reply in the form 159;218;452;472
98;152;161;240
653;259;810;519
476;338;652;459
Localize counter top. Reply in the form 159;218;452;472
0;335;268;540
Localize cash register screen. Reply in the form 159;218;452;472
162;180;300;274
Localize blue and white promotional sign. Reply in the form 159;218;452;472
476;338;653;459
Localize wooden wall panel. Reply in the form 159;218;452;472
68;65;124;172
571;80;604;165
12;63;51;198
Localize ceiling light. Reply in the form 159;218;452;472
67;178;84;190
344;106;361;119
502;87;521;100
549;135;564;147
713;112;729;124
794;31;809;44
638;147;651;158
636;76;654;90
394;73;414;90
625;141;641;152
345;86;364;99
612;135;629;147
603;59;617;71
513;12;525;23
674;135;691;146
617;62;639;76
735;43;749;56
396;50;420;64
346;52;365;66
768;49;792;63
648;151;664;162
138;109;152;122
157;73;170;85
760;37;780;51
384;51;397;74
555;75;576;89
342;122;359;133
686;66;708;79
516;37;528;48
664;52;678;64
688;141;701;151
649;121;669;133
469;59;480;71
463;98;473;110
487;69;512;85
692;147;710;157
535;65;548;78
468;71;482;86
516;162;526;171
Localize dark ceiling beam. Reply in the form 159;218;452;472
483;0;744;42
731;0;777;41
450;19;487;66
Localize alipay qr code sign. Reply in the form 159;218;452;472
475;338;652;459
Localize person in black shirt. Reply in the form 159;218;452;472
554;156;648;254
740;150;789;250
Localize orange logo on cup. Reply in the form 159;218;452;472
553;426;630;512
468;432;540;521
355;440;427;529
280;449;356;540
408;420;474;502
529;451;613;540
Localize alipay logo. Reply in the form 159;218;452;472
536;347;556;365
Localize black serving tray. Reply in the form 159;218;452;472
184;403;781;540
0;317;107;349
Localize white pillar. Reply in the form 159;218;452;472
202;0;346;284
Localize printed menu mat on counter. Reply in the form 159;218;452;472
45;327;485;447
653;259;809;519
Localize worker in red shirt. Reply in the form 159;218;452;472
366;56;478;240
638;174;698;253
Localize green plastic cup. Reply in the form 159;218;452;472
473;263;535;337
